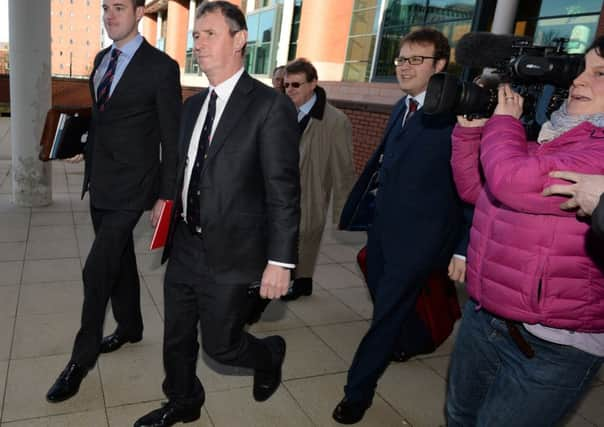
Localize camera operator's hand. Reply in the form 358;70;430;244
493;84;523;119
457;115;487;127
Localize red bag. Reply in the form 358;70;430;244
356;245;461;347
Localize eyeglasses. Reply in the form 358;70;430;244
394;55;437;66
284;81;307;88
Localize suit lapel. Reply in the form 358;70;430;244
106;41;148;108
201;72;255;174
89;47;110;102
391;109;425;161
382;100;406;142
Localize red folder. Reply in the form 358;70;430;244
149;200;174;250
356;245;460;348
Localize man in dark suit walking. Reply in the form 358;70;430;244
46;0;182;403
332;28;464;424
134;2;300;426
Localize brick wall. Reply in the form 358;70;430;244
334;103;390;174
0;74;395;173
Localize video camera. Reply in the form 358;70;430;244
424;32;585;137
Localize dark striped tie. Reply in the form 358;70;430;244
96;49;121;112
186;90;218;232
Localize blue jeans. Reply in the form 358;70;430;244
446;300;603;427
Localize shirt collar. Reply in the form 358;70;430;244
210;67;245;101
298;92;317;116
407;91;426;109
111;33;143;60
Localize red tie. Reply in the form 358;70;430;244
403;98;418;127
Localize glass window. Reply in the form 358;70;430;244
539;0;603;16
254;44;271;74
372;0;476;81
356;0;380;9
350;8;380;35
528;15;599;53
347;35;376;61
288;0;303;60
259;9;275;43
514;0;602;54
343;61;372;81
517;0;603;20
343;0;383;81
247;14;259;44
245;6;281;76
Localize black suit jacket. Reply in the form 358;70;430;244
163;72;301;285
83;39;182;211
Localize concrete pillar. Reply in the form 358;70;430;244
276;0;294;67
9;0;52;206
157;12;163;46
166;0;189;68
491;0;520;34
295;0;354;81
142;13;158;46
188;0;196;29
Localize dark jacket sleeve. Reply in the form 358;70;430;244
454;202;474;257
592;195;604;240
258;92;301;264
156;57;182;200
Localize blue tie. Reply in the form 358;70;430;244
96;49;121;111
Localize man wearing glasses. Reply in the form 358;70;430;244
281;58;355;301
333;28;466;424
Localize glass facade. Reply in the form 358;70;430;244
245;5;282;75
288;0;303;61
343;0;383;82
515;0;603;53
372;0;475;81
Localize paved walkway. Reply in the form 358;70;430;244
0;154;602;426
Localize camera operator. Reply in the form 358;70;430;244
446;36;604;427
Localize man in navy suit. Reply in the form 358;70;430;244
46;0;182;403
134;2;300;426
333;28;464;424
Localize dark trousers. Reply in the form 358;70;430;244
71;206;143;369
162;221;272;408
344;231;426;404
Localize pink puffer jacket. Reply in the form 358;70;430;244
452;115;604;332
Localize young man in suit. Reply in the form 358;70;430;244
332;28;465;424
133;2;300;426
46;0;182;403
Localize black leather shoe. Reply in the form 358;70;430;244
134;401;201;427
281;278;313;301
253;335;286;402
332;398;371;424
100;332;142;354
46;362;87;403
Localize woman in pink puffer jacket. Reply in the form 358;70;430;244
446;36;604;427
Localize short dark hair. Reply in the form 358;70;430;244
399;28;450;70
285;58;318;82
132;0;145;7
196;1;247;55
272;65;285;76
588;35;604;58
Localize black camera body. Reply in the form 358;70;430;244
424;34;584;138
